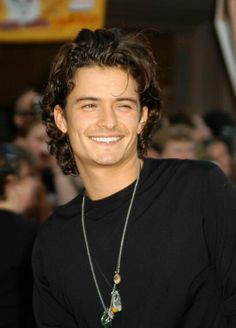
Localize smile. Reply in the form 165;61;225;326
89;136;122;143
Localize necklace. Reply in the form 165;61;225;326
81;172;140;327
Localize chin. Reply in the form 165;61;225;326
93;155;123;166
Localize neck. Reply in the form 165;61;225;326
78;158;142;200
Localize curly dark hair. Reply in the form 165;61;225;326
42;28;162;175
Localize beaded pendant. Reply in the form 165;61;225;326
101;289;122;327
82;172;140;328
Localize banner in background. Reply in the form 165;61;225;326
0;0;105;42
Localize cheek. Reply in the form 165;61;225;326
66;118;87;145
119;113;140;129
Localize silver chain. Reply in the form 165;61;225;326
81;172;140;312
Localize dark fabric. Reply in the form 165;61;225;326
0;210;39;328
32;158;236;327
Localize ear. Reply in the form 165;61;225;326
137;106;148;134
54;105;68;134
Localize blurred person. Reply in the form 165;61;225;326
21;118;79;209
32;28;236;327
167;109;212;143
151;124;197;159
200;138;233;179
12;142;51;221
12;88;42;146
22;118;51;171
191;113;212;143
0;143;39;328
0;144;39;212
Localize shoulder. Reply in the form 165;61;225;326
46;193;82;223
160;159;236;199
36;193;82;242
54;193;82;218
144;157;220;181
138;158;222;199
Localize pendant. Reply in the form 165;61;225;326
113;273;121;285
101;289;122;327
111;289;122;313
101;308;114;327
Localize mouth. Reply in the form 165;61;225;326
89;136;122;144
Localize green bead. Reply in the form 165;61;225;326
101;321;112;328
101;308;113;327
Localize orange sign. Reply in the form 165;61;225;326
0;0;106;43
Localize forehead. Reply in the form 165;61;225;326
70;66;138;98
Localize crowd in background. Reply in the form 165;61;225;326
0;88;82;327
147;107;236;184
0;86;236;327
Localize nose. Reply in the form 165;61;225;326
97;106;118;130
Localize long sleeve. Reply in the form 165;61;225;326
32;237;77;327
203;165;236;326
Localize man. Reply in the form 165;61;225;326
201;138;233;179
32;28;236;327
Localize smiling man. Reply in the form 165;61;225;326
54;66;147;198
32;28;236;327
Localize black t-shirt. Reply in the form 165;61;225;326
33;158;236;327
0;209;39;328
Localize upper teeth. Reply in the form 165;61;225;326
90;136;121;143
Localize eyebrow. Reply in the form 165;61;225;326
74;97;139;106
74;97;99;104
115;97;139;106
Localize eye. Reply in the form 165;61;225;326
117;103;133;112
81;103;97;111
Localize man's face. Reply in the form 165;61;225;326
54;66;147;171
